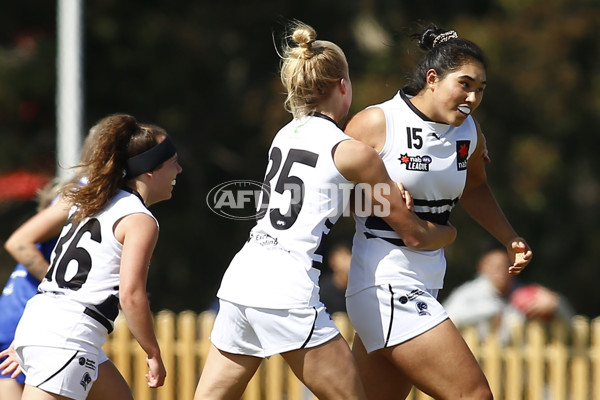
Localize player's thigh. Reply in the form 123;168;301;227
88;360;132;400
282;334;366;400
194;343;262;400
0;378;24;400
384;319;491;399
21;384;71;400
352;334;413;400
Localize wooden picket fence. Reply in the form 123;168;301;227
102;311;600;400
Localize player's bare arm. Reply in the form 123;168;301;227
334;139;456;250
460;122;532;273
4;197;71;281
116;213;166;388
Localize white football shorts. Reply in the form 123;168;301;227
346;283;448;353
17;346;109;400
211;299;339;358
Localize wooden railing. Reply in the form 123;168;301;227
102;311;600;400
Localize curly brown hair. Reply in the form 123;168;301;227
60;114;166;222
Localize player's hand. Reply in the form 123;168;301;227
506;237;533;274
482;148;491;163
397;182;414;212
480;129;491;163
0;342;22;379
145;355;166;388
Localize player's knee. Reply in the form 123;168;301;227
194;386;223;400
472;382;494;400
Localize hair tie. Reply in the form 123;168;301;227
299;38;315;47
125;135;177;178
432;30;458;48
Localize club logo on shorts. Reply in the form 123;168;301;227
416;301;430;316
79;357;96;371
80;372;92;390
398;288;425;304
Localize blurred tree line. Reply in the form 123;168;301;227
0;0;598;316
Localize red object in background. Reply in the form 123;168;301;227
509;284;539;313
0;170;50;201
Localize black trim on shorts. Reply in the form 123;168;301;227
384;284;395;348
36;350;79;388
300;307;318;349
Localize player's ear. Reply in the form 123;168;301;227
426;69;438;89
340;78;348;94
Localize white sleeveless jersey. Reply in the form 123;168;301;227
347;90;478;295
217;114;352;309
35;189;156;330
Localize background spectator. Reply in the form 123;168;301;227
443;247;574;343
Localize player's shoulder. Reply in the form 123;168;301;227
334;139;381;179
345;107;385;133
344;107;386;151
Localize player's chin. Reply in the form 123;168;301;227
450;115;468;127
157;190;174;203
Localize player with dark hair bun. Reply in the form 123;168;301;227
344;25;532;399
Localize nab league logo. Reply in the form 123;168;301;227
456;140;470;171
399;154;432;171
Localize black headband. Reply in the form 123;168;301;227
125;135;177;178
